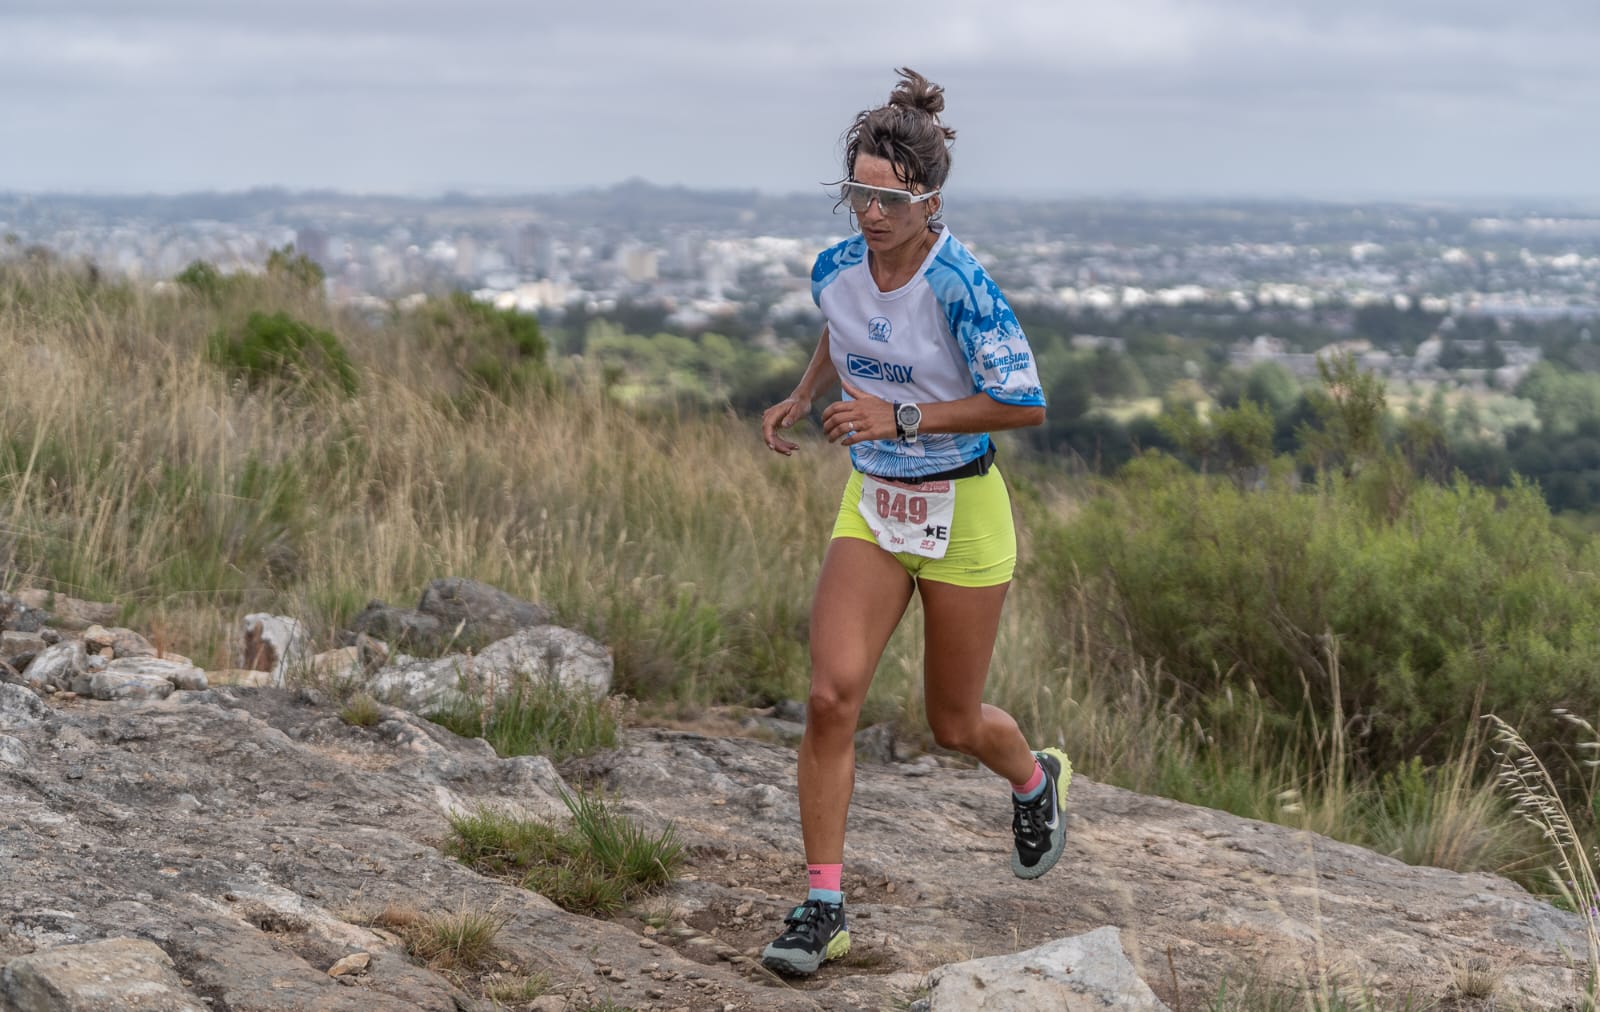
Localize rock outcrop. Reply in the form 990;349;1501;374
0;585;1590;1010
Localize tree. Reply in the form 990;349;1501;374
265;244;325;290
1296;352;1387;475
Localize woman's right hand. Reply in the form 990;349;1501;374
762;395;810;455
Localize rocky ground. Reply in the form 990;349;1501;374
0;681;1591;1011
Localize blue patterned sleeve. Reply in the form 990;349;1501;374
927;244;1046;407
811;236;865;306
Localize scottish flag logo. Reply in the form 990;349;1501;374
847;354;883;380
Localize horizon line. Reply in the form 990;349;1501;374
3;181;1599;212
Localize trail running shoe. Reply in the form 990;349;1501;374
760;898;850;976
1012;747;1072;879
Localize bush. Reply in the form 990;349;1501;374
411;293;547;405
208;310;358;396
1041;451;1600;778
175;260;227;300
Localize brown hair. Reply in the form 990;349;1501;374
839;67;956;193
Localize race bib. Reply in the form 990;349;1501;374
857;475;956;560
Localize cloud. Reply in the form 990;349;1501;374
1;1;1596;197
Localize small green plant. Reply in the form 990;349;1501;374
339;692;383;727
208;310;358;396
174;260;227;300
428;675;622;761
445;792;682;916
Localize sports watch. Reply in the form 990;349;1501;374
894;401;922;444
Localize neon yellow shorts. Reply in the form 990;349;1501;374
831;466;1017;587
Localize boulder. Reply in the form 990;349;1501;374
18;640;86;694
12;589;118;632
0;631;47;670
366;625;612;716
240;614;311;687
346;602;443;653
0;682;50;730
0;592;48;634
0;936;204;1011
921;926;1170;1011
348;579;551;656
82;625;157;659
416;577;552;644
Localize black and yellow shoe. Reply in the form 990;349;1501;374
1011;747;1072;879
760;899;850;976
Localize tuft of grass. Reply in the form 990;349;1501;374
339;692;383;727
1207;971;1431;1012
483;971;551;1002
366;902;503;973
399;907;505;972
1448;955;1500;1002
561;789;681;894
445;792;682;916
1485;712;1600;1006
427;675;624;761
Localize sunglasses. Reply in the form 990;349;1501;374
838;181;940;216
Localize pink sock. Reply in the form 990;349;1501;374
1011;759;1045;797
807;863;843;894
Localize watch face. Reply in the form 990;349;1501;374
897;403;920;427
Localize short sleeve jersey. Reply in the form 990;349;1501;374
811;228;1045;480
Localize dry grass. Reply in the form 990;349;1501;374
0;257;1568;895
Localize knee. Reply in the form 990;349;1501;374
928;715;980;756
806;682;863;731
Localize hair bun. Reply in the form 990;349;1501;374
887;68;955;140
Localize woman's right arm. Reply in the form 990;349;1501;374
762;325;838;455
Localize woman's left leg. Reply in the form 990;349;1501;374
918;578;1036;784
920;576;1072;879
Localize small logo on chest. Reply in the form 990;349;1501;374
867;316;893;343
847;354;914;384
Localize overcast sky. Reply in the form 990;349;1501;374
2;1;1596;202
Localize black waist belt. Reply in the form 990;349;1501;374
864;443;996;484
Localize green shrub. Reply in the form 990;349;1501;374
1042;451;1600;778
264;244;325;290
208;310;358;396
174;260;227;300
411;292;547;404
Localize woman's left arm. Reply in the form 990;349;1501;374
821;381;1043;445
915;393;1044;435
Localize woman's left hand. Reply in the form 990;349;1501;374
822;380;895;445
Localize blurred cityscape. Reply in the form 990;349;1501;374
4;183;1600;389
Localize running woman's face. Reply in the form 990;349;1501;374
851;153;938;255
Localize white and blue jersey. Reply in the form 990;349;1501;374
811;228;1045;480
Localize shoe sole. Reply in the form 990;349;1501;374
1012;747;1072;880
760;929;851;976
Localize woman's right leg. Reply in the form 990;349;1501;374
798;536;915;865
763;535;913;976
